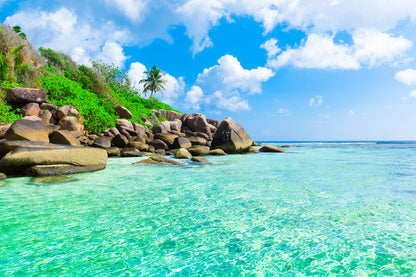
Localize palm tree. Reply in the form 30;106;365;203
139;65;166;99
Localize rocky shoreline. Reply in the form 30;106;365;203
0;88;287;178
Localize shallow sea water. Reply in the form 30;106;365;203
2;142;416;276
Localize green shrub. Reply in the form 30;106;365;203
40;71;116;133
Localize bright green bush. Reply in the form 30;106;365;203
40;70;116;133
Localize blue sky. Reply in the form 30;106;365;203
2;0;416;140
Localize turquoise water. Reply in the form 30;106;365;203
2;142;416;275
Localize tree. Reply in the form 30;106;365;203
139;65;166;99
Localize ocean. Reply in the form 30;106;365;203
1;142;416;275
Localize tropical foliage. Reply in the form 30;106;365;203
0;23;180;133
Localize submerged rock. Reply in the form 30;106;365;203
259;145;286;153
211;117;253;154
191;157;210;163
31;175;79;185
246;146;259;153
208;149;227;156
281;145;292;148
134;156;184;166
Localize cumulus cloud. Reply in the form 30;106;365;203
267;30;412;70
310;95;323;107
104;0;147;22
175;0;416;53
268;33;359;70
395;69;416;86
261;38;281;58
185;86;204;109
128;62;148;93
159;74;185;105
5;8;130;67
197;54;274;94
353;29;413;67
97;41;128;68
194;54;274;111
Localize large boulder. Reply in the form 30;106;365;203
0;146;107;176
169;119;182;132
0;140;62;158
92;136;112;149
154;133;178;145
114;105;132;119
207;118;221;128
188;136;207;146
149;139;168;151
129;141;149;151
112;134;129;148
6;88;47;106
49;130;80;146
188;146;210;156
211;117;253;154
175;148;192;159
134;156;184;166
173;137;192;149
4;117;51;142
159;109;182;121
184;113;212;138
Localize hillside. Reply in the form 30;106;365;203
0;24;178;133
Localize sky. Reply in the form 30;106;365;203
2;0;416;141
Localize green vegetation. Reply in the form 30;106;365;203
140;65;166;99
0;24;180;132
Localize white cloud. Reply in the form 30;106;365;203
349;110;354;116
269;34;359;70
310;95;323;107
128;62;148;93
268;30;412;70
410;91;416;99
185;86;204;109
104;0;147;22
159;74;185;105
176;0;226;54
353;29;413;67
197;54;274;95
5;8;130;67
194;54;274;112
97;41;127;68
212;91;250;112
261;38;281;58
395;69;416;86
175;0;416;54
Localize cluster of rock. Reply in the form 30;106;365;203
0;87;288;176
91;109;259;160
0;88;107;177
